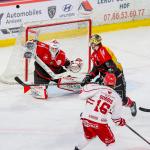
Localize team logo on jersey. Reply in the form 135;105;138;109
0;13;4;25
56;60;61;65
43;55;49;61
48;6;56;18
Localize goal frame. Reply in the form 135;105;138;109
25;18;92;81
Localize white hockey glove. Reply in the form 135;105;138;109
31;86;48;99
24;40;36;59
112;118;126;126
57;76;81;92
67;58;83;73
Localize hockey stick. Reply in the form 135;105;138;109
139;107;150;112
14;76;82;87
126;124;150;145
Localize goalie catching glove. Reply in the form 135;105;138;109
67;58;83;73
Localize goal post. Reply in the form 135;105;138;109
25;18;92;82
0;18;92;84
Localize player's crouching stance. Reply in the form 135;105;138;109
81;34;137;117
24;39;83;99
74;73;126;150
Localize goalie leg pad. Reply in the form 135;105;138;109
31;86;48;99
57;76;81;92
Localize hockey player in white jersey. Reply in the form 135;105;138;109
74;73;126;150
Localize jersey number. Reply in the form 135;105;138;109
94;100;110;114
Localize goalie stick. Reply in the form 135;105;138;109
139;107;150;112
14;76;82;87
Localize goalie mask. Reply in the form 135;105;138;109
49;40;60;57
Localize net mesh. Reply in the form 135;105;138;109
0;18;92;84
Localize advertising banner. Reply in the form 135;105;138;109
0;0;78;38
0;0;150;39
78;0;150;25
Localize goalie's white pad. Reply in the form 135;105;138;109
25;40;36;52
68;58;83;73
57;76;82;92
31;86;48;99
24;40;37;59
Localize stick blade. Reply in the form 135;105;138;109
14;76;25;86
139;107;150;112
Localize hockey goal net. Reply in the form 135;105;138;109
0;18;92;84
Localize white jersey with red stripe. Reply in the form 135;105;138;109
80;84;122;124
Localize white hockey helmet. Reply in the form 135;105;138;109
49;40;60;55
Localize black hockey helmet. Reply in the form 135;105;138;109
90;34;102;45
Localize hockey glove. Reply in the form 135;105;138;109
66;58;83;73
95;76;104;85
81;74;92;87
112;118;126;126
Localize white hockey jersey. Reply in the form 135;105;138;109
80;84;122;124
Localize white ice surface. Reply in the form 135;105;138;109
0;27;150;150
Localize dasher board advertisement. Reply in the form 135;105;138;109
0;0;78;37
78;0;150;25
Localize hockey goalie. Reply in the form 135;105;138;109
24;39;83;99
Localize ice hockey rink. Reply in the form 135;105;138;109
0;26;150;150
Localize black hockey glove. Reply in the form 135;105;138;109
95;76;104;85
81;74;92;87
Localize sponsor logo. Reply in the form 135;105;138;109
59;4;75;18
1;27;20;34
78;0;93;15
56;60;61;65
48;6;56;19
62;4;73;12
2;9;42;25
43;55;49;61
0;13;4;25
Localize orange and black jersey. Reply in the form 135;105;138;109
89;45;123;78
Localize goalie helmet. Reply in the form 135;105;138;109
90;34;102;45
49;40;60;56
103;73;116;86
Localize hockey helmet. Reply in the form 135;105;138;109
90;34;102;45
49;40;60;55
103;73;116;86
